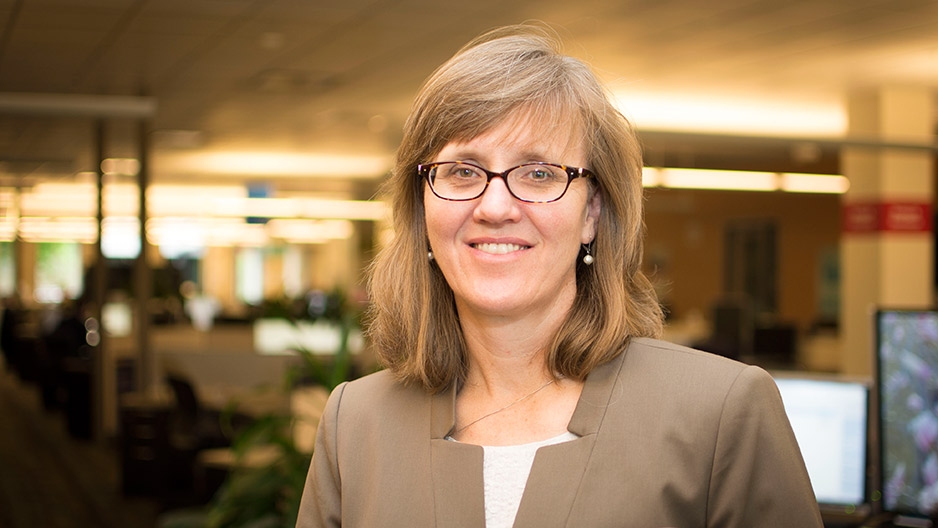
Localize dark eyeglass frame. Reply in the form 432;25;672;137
417;161;595;203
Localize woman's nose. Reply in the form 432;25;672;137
473;176;520;222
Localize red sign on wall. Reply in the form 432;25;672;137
843;202;933;234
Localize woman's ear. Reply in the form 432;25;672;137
582;188;602;244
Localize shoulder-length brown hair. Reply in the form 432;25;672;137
366;24;663;392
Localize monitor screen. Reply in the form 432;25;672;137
876;309;938;521
773;375;869;507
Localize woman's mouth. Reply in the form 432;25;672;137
472;242;528;255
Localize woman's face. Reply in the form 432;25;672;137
424;115;601;323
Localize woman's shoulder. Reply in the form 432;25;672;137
320;368;442;449
573;337;784;455
621;337;775;393
343;367;397;391
628;337;749;370
326;368;432;419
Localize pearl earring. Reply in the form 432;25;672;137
428;251;434;261
582;244;594;265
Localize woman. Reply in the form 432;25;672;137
297;24;822;528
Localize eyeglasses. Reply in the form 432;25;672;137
418;161;594;203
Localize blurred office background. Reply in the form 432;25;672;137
0;0;935;527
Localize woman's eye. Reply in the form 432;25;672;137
519;166;559;182
447;165;484;179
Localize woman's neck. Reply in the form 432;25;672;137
459;315;554;393
456;294;570;380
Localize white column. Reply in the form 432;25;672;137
840;87;935;376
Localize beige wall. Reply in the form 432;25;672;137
643;188;842;332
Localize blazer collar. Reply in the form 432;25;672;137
427;344;631;528
430;381;457;439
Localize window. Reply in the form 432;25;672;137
236;247;264;306
35;242;83;303
0;242;13;298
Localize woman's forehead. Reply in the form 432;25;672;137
441;107;585;159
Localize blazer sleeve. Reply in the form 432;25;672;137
297;382;348;528
707;366;824;528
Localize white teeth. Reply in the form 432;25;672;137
474;243;525;254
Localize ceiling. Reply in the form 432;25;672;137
1;0;937;198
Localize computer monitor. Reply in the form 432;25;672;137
773;374;869;511
875;309;938;525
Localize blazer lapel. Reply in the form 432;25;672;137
512;348;628;528
430;381;486;527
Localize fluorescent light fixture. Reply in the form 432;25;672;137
642;167;660;187
642;168;848;194
779;173;850;194
146;217;269;250
658;168;778;191
0;187;17;210
158;151;392;178
0;189;17;241
191;196;389;221
101;158;140;176
294;198;388;221
0;219;16;242
266;219;353;243
149;184;246;199
614;92;846;137
147;185;247;216
21;183;96;216
18;182;389;221
20;182;140;216
17;217;97;242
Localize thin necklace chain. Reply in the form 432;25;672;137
454;378;555;435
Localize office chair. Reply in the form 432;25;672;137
165;373;234;451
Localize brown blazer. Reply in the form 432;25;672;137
297;337;823;527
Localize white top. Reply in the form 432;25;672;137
481;432;578;528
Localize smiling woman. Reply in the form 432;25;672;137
422;114;598;330
296;23;824;528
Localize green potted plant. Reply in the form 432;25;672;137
159;289;362;528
